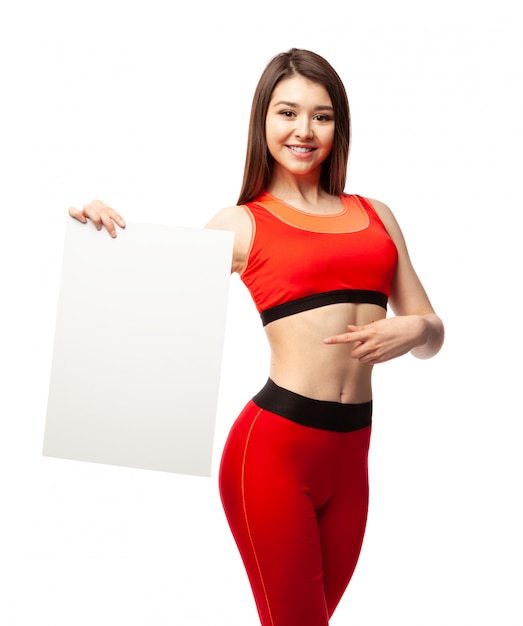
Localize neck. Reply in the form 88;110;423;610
267;169;325;206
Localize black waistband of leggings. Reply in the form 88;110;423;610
252;378;372;433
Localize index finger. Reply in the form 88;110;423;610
324;326;363;345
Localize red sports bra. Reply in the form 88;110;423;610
240;191;398;326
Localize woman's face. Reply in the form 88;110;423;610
265;75;335;180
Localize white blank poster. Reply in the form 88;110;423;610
43;218;234;476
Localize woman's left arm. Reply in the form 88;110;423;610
324;199;444;363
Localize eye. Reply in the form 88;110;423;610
314;113;333;122
278;110;296;118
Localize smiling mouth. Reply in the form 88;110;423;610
287;146;315;153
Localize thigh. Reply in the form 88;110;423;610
219;404;331;626
318;425;372;617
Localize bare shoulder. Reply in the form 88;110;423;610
366;197;408;248
205;205;253;274
366;197;399;227
205;204;251;232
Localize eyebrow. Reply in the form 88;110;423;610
271;100;334;111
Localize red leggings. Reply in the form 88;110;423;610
219;379;372;626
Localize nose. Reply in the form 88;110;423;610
294;116;313;139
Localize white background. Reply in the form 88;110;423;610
1;1;521;624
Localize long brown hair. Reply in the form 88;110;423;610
237;48;351;205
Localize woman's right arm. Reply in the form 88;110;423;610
68;200;252;274
205;205;252;274
68;199;126;238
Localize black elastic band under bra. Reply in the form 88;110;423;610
260;289;388;326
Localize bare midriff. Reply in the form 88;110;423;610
264;302;386;404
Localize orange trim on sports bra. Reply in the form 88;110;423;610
249;191;370;234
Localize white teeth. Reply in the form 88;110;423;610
289;146;313;153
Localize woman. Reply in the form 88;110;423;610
69;49;444;626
